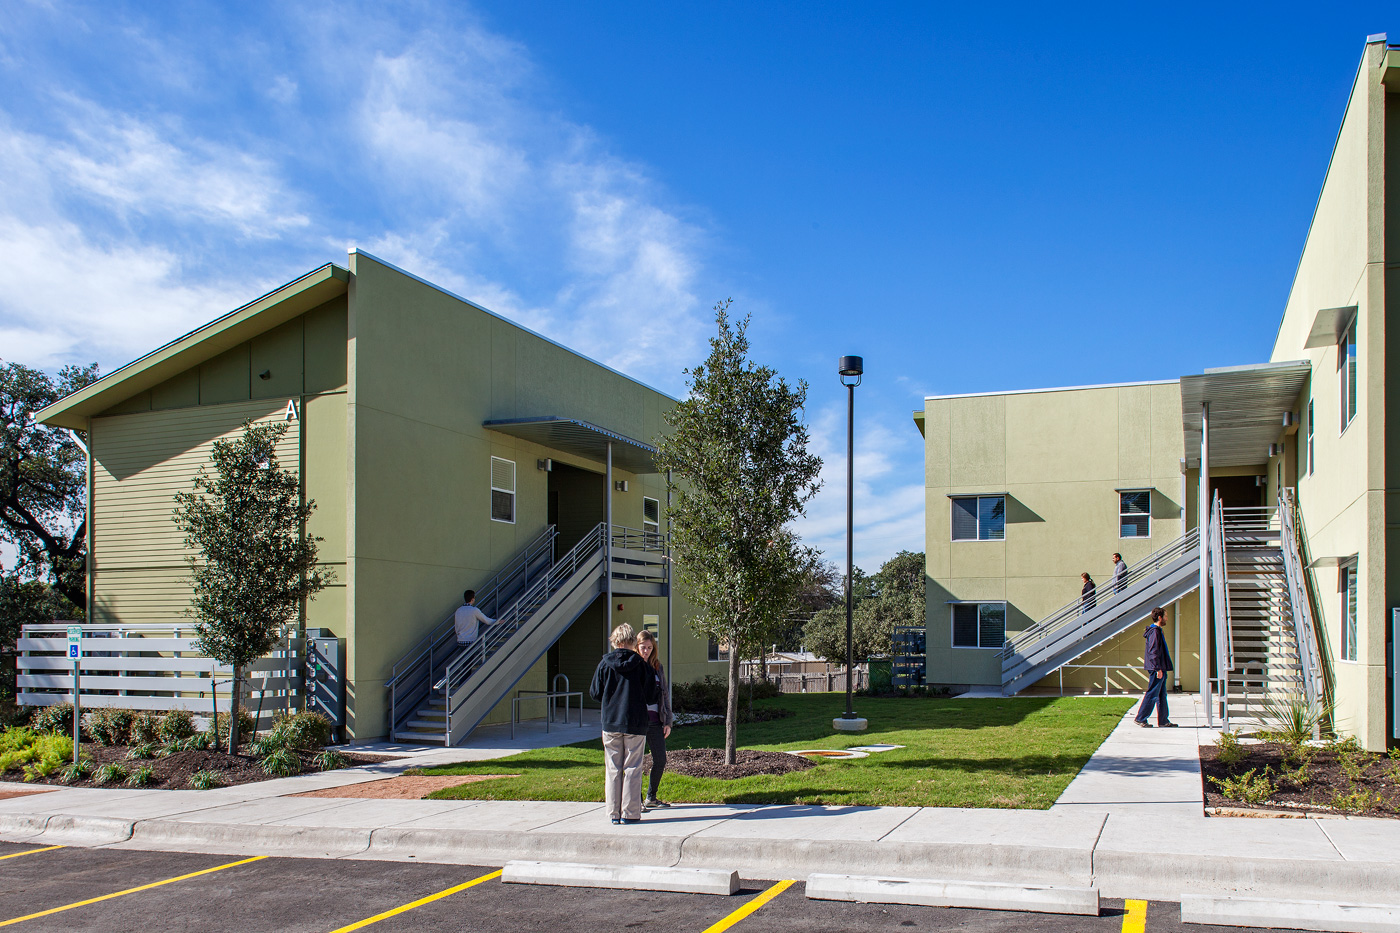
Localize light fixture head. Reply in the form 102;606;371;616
838;356;863;378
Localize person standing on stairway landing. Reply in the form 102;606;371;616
1134;607;1177;728
453;590;499;647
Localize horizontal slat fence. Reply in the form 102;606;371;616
18;622;302;729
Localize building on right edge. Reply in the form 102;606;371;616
914;35;1398;750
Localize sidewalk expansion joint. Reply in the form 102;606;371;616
1312;819;1348;859
875;808;919;842
1086;811;1109;886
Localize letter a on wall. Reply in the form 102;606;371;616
285;399;299;421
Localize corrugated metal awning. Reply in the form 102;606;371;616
483;416;660;474
1180;361;1311;469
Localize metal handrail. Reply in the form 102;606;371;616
1278;488;1324;713
1000;528;1199;662
443;522;613;741
1209;494;1232;729
1218;505;1281;533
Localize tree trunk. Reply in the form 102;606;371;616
725;642;740;766
227;665;242;755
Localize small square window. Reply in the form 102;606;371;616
642;496;660;538
951;602;1006;649
951;495;1005;541
1119;490;1150;538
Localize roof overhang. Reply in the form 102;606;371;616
1303;305;1357;349
35;264;350;430
1383;46;1400;91
483;416;660;474
1181;361;1311;469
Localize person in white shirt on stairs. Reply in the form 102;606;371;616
453;590;498;647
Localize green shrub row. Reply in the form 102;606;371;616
671;676;781;715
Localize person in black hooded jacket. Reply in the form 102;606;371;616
1133;607;1177;728
590;623;659;823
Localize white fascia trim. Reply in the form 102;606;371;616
924;378;1178;402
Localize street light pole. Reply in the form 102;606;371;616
835;356;867;732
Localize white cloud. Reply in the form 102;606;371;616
795;402;926;571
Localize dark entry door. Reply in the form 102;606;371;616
1210;475;1263;509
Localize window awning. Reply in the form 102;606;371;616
1303;306;1357;349
1180;361;1311;469
482;416;660;474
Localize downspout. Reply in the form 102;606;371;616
1199;402;1212;725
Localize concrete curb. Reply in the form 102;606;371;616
1093;851;1400;903
503;860;739;895
1180;894;1400;933
37;815;134;846
124;820;373;859
806;873;1099;915
0;813;50;841
365;828;686;868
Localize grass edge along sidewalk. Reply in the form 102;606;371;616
416;695;1133;809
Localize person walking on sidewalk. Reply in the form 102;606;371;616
589;624;659;824
1134;607;1177;728
635;630;673;810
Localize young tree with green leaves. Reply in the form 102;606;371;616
1;360;101;610
655;301;822;764
173;420;333;753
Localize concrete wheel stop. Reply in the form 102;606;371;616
806;873;1100;916
502;860;740;896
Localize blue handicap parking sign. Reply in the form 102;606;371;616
68;644;79;659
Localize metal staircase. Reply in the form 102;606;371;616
1000;529;1202;695
1213;492;1324;729
386;523;667;745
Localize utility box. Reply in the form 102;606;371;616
891;626;927;688
306;629;345;743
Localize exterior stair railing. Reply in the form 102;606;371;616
385;524;558;738
1278;488;1325;720
1208;494;1232;729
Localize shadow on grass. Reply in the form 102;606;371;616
879;754;1090;776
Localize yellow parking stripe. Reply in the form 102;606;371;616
1122;898;1147;933
701;879;795;933
0;846;62;861
327;868;503;933
0;855;265;927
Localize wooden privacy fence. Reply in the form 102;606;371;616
17;622;303;729
746;667;868;694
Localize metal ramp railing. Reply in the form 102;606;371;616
1000;528;1201;695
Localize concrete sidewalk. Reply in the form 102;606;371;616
1;697;1396;905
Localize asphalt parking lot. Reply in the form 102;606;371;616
0;841;1305;933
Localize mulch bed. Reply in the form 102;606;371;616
1200;741;1400;819
15;743;393;791
648;748;815;781
290;774;518;799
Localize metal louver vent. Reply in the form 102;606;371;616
643;496;660;525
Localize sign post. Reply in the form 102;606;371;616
66;625;82;763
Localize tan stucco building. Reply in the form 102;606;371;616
916;36;1400;750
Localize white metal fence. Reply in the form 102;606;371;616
18;622;302;729
745;667;868;694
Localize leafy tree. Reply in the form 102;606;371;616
0;576;79;708
655;301;822;764
804;551;925;664
1;360;101;609
764;558;843;655
173;420;333;753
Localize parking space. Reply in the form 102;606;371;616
0;841;1305;933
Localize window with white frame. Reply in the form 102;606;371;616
1340;563;1358;662
642;496;660;537
1119;490;1151;538
951;602;1006;649
1339;317;1357;432
1306;399;1315;476
951;495;1005;541
490;456;516;523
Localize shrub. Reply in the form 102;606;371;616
1209;767;1275;805
1330;787;1384;812
672;677;732;715
30;703;74;736
125;766;156;787
59;760;93;783
1261;695;1328;748
1;732;73;775
95;762;129;785
271;711;333;749
260;747;301;777
181;731;216;751
189;769;223;790
158;709;197;742
130;712;162;745
126;743;157;760
84;708;135;746
0;726;37;755
1214;730;1246;767
312;750;348;771
247;731;291;758
210;710;257;746
23;755;64;781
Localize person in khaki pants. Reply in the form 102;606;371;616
589;624;659;824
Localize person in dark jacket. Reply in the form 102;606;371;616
589;623;660;823
1134;607;1177;728
634;630;673;810
1080;573;1096;614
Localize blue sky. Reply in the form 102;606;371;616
0;2;1391;572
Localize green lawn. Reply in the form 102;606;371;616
418;694;1133;808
